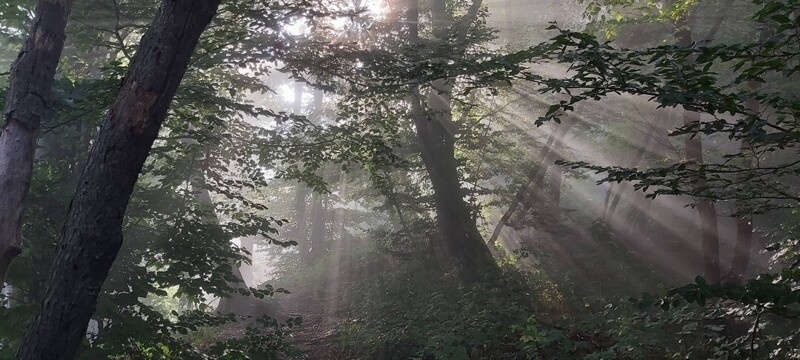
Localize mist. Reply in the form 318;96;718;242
0;0;798;359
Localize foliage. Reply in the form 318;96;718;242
337;263;537;359
1;0;799;358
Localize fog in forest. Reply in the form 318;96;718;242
0;0;798;359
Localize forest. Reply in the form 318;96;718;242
0;0;798;358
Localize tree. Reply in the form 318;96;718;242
0;0;73;292
407;0;497;279
16;0;224;357
674;12;722;284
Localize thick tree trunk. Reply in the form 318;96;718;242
406;0;495;279
728;81;761;283
412;110;496;276
675;23;722;284
683;110;721;284
16;1;222;358
0;0;73;292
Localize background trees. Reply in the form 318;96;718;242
0;0;797;358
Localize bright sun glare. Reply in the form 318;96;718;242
283;0;385;37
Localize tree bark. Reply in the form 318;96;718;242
407;0;496;279
675;19;722;284
728;80;761;283
0;0;73;292
16;1;222;358
291;82;312;263
487;118;575;246
308;89;327;261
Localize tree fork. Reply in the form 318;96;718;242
16;0;223;357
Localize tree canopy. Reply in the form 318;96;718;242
0;0;798;358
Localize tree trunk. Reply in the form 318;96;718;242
728;80;761;283
407;0;496;279
625;188;653;238
683;110;721;284
16;1;222;358
675;21;721;284
0;0;73;292
188;151;256;316
309;193;327;260
545;125;569;217
291;82;312;263
193;175;251;316
308;88;327;261
604;128;655;221
487;118;575;246
239;236;255;287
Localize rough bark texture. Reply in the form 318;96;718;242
0;0;73;291
16;1;222;358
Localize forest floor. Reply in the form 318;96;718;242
281;298;346;359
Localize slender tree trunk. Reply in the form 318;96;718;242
0;0;73;292
383;169;409;228
546;164;563;216
488;118;575;246
308;89;327;261
294;185;310;262
605;128;655;220
545;125;569;217
309;194;326;260
16;1;222;357
626;189;653;238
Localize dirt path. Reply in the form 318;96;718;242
279;293;346;360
